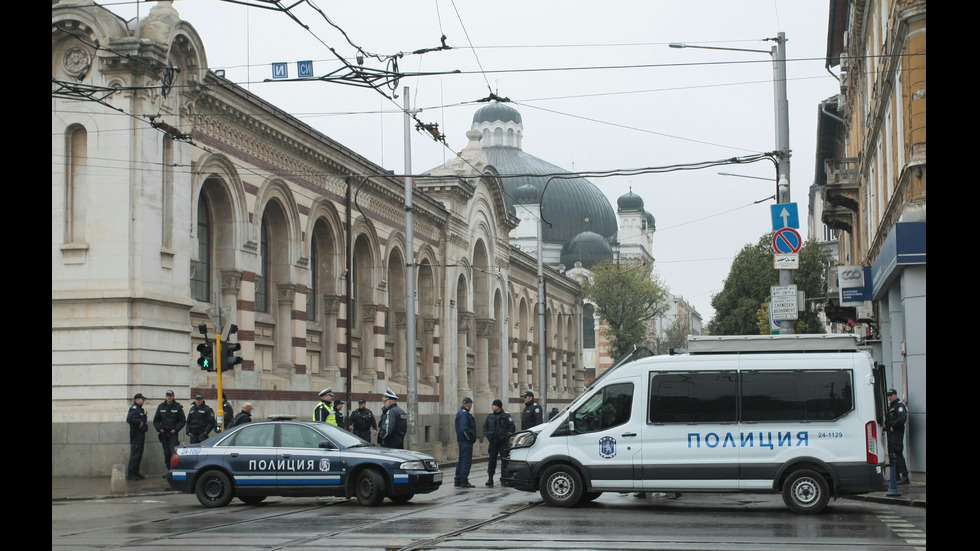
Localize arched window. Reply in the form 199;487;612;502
307;236;317;321
583;304;596;349
191;195;212;302
162;137;174;249
65;124;87;243
256;219;270;313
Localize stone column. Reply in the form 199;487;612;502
476;318;494;399
392;311;408;384
360;303;378;382
457;311;473;396
322;294;342;380
276;283;296;370
422;316;438;385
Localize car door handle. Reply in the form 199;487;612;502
621;432;637;437
281;454;291;458
230;453;239;457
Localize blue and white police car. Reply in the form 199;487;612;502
167;416;442;507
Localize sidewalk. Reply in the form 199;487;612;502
52;463;924;507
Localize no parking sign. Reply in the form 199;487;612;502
772;227;802;254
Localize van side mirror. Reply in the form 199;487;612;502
567;420;575;433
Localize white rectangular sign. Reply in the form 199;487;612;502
770;285;799;319
773;254;799;270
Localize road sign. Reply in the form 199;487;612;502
298;60;314;78
773;253;799;269
770;202;799;230
770;284;799;320
772;227;802;254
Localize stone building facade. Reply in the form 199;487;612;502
819;0;926;478
52;1;585;476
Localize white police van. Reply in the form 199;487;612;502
501;334;886;514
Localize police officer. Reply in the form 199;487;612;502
378;388;407;449
125;393;148;480
521;390;543;430
186;393;216;443
313;387;338;425
221;393;234;432
455;397;476;488
348;398;378;442
152;390;185;472
334;400;346;430
885;389;910;484
233;402;253;427
482;399;515;486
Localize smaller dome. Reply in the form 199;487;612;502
561;231;613;270
514;182;540;204
617;191;644;212
645;210;656;230
473;102;522;125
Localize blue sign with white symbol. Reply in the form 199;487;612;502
599;436;617;459
771;203;799;230
297;60;313;78
272;62;288;79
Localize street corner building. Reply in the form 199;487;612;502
51;1;666;476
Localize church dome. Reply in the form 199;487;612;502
645;210;656;230
561;231;613;270
514;182;540;204
617;190;644;212
473;102;522;125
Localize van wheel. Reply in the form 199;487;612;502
539;465;583;507
782;469;829;514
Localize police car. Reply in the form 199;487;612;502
167;416;442;507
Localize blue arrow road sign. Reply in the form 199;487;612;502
770;202;799;230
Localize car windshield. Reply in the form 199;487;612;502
312;422;368;448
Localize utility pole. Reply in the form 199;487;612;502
670;33;794;333
403;87;418;449
771;32;794;334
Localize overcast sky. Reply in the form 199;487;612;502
103;0;840;324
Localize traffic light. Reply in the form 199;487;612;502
197;341;214;371
222;340;242;372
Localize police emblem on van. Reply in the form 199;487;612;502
599;436;616;458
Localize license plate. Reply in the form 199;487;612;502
433;472;443;482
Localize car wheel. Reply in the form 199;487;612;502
196;470;234;508
539;464;583;507
389;494;414;504
782;468;830;514
239;495;267;505
355;469;386;507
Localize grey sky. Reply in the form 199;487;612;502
107;0;840;323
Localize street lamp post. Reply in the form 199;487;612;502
671;33;794;333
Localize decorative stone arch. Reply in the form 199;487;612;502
253;178;303;274
453;268;472;399
306;199;345;380
384;240;409;385
351;222;382;384
415;247;441;386
194;153;248;253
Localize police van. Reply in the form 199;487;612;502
501;334;886;514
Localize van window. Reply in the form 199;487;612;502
572;383;633;433
741;370;853;422
649;372;737;423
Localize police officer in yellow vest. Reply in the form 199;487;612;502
313;387;338;425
